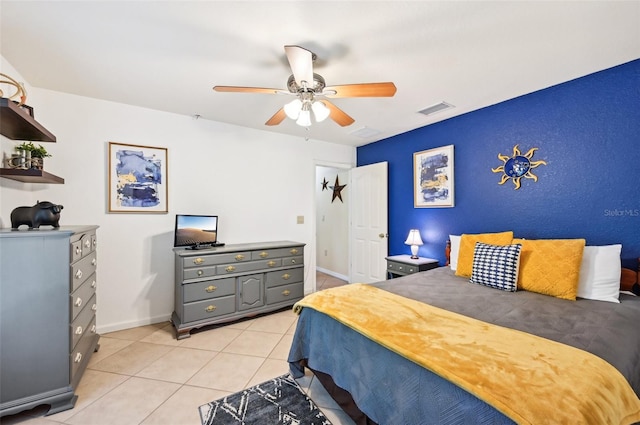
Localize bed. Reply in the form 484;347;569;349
288;233;640;425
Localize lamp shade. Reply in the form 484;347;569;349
404;229;423;259
312;100;330;122
404;229;424;246
284;99;302;119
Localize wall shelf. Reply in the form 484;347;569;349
0;98;56;142
0;168;64;184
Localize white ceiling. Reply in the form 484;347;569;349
1;1;638;147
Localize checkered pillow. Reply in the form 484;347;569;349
470;242;522;291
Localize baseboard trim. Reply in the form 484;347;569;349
96;313;172;335
316;267;349;282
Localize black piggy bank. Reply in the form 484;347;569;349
11;201;64;229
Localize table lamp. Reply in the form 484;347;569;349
404;229;424;259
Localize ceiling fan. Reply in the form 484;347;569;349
213;45;397;127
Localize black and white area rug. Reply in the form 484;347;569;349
198;374;333;425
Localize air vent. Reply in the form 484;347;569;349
349;126;382;139
418;102;454;116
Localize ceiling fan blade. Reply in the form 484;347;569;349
323;100;355;127
284;45;314;88
324;82;397;98
265;108;287;126
213;86;283;94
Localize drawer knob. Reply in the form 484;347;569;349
282;290;291;296
235;254;245;261
197;270;204;276
205;305;216;313
75;297;83;307
91;324;96;333
91;280;97;288
290;248;299;255
398;266;404;270
291;259;296;264
84;239;91;249
267;260;276;267
282;273;291;280
193;258;204;265
74;353;83;363
75;270;83;279
259;251;269;258
75;246;81;255
75;326;83;335
205;285;217;293
91;258;97;266
93;239;97;247
91;304;97;312
225;265;236;273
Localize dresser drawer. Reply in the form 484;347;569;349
183;252;251;269
183;295;236;323
183;265;217;281
282;256;303;267
70;251;97;292
217;260;273;275
265;267;303;288
70;274;97;320
183;277;235;303
267;282;304;305
70;319;98;382
70;295;97;350
251;247;302;260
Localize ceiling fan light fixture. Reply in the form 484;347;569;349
284;99;302;119
296;109;312;127
311;101;330;122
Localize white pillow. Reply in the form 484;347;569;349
449;235;461;271
576;244;622;303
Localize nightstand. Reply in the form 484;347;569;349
385;255;439;279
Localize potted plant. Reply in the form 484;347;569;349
14;142;51;170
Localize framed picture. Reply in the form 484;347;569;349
413;144;454;208
108;142;168;213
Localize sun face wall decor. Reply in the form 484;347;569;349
492;145;546;190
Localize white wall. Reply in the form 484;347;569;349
0;56;355;333
315;165;349;278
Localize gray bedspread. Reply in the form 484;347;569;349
374;267;640;396
288;267;640;424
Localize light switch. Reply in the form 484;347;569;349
296;215;304;224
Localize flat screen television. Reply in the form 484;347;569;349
173;214;221;249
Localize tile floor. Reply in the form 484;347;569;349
1;272;354;425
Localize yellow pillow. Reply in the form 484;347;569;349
515;238;586;300
455;231;514;278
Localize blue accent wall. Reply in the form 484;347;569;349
357;59;640;268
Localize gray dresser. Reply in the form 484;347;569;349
172;241;305;339
0;226;100;417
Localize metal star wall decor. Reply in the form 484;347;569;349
330;175;347;203
321;178;329;191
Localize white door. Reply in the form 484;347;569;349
349;162;388;283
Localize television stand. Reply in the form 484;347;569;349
187;242;225;250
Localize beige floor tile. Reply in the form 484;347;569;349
47;370;129;421
269;333;294;360
245;309;298;334
90;341;173;375
136;347;217;384
245;358;290;387
222;330;282;357
87;336;133;367
222;317;255;330
102;323;166;341
140;385;229;425
286;318;299;335
322;407;357;425
186;352;265;392
139;323;183;347
178;326;242;351
64;377;179;425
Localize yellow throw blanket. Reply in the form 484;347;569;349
294;284;640;425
